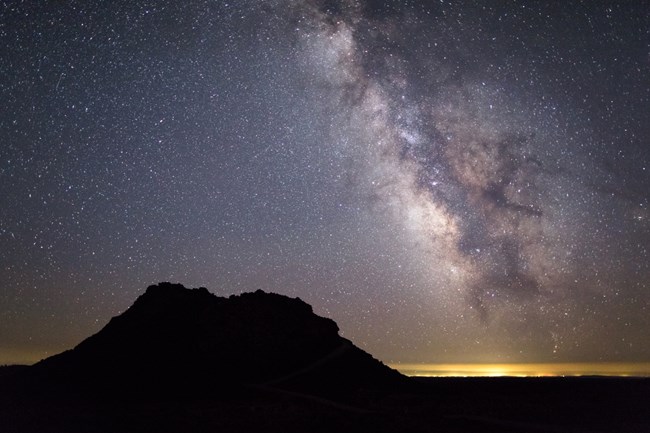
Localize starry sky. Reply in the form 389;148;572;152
1;0;649;367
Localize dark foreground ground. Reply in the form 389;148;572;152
1;366;648;433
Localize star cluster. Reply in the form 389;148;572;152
1;0;648;366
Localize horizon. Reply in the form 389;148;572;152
5;357;650;380
392;362;650;378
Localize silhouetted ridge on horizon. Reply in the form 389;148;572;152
4;283;648;433
34;282;402;395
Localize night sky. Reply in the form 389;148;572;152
1;0;649;367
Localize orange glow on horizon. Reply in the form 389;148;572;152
390;362;650;377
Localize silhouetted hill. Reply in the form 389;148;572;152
33;282;403;398
2;283;648;433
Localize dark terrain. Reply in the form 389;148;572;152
1;283;648;432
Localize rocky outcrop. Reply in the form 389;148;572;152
34;282;402;397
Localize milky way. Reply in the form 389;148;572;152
1;0;648;365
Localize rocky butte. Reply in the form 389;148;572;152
1;282;648;433
33;282;403;398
